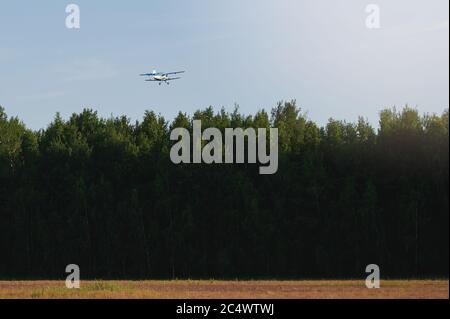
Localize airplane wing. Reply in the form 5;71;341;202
164;71;185;76
145;79;158;81
140;72;163;76
167;77;181;81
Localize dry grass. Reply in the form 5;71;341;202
0;280;447;299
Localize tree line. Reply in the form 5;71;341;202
0;101;448;279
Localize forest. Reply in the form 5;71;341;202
0;101;448;279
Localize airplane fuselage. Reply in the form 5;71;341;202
153;75;169;81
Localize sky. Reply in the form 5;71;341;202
0;0;448;130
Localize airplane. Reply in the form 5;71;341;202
140;70;185;85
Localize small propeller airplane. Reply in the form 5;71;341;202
140;70;185;85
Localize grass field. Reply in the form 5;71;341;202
0;280;448;299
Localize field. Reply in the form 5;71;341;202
0;280;448;299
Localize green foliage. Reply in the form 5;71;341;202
0;103;448;279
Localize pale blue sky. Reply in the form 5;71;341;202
0;0;448;130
